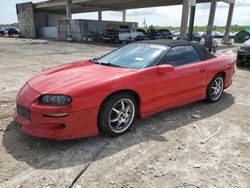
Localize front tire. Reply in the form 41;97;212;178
98;93;137;137
206;75;224;103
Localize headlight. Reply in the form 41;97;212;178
39;95;72;106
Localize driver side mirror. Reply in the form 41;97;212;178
157;64;175;75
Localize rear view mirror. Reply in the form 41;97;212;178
157;64;175;74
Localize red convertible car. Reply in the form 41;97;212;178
15;40;235;140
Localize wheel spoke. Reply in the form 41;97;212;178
216;80;221;87
219;82;222;89
116;120;122;128
121;101;125;110
110;117;119;123
214;80;218;86
125;105;131;113
112;108;120;114
211;90;217;95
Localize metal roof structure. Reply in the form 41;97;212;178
34;0;234;14
16;0;236;44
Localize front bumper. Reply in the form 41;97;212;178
14;83;99;140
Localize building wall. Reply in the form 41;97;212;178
57;19;138;42
48;14;67;27
16;2;138;41
35;12;66;38
16;2;36;38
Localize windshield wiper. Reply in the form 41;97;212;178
92;61;122;68
90;59;122;68
99;63;124;68
99;63;122;68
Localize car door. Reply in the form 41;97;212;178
154;45;207;110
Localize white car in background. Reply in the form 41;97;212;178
117;29;145;42
172;30;180;37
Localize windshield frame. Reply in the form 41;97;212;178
92;43;169;69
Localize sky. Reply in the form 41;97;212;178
0;0;250;26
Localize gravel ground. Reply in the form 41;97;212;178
0;37;249;188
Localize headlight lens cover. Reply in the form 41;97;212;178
39;95;72;106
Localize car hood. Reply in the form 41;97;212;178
28;60;137;94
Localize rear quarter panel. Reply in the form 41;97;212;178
205;55;235;89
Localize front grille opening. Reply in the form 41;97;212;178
37;124;66;130
17;104;31;120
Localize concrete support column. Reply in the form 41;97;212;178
222;3;235;44
66;0;72;19
207;0;217;36
180;0;190;40
98;10;102;21
188;5;196;41
16;2;36;38
122;10;126;22
65;0;72;39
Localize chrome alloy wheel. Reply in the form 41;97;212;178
108;98;135;134
210;77;224;101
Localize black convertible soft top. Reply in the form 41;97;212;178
139;39;215;61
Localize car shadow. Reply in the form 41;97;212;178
2;93;235;170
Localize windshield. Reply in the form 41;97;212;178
96;43;168;68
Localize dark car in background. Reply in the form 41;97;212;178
177;31;202;42
102;29;119;43
135;29;150;41
237;39;250;67
158;29;173;39
192;31;202;42
0;28;19;36
6;28;19;36
0;28;5;35
146;29;163;40
146;29;173;40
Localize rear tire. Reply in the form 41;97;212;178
206;74;224;103
98;93;137;137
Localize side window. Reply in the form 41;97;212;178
160;46;200;67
